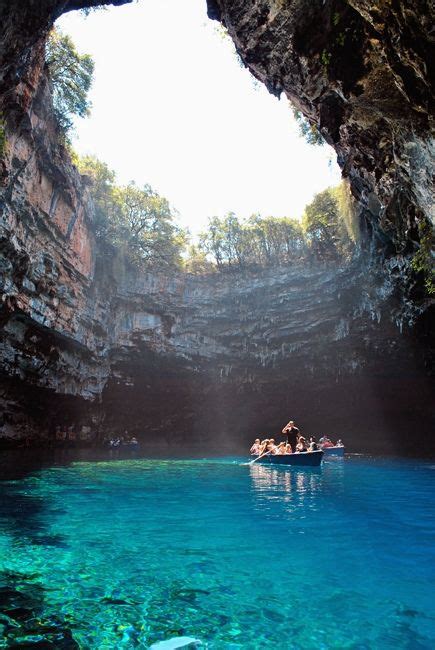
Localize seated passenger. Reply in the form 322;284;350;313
336;439;344;447
276;442;286;455
266;440;278;454
322;437;334;448
308;436;318;451
284;443;293;454
259;439;269;454
250;438;261;455
295;436;307;452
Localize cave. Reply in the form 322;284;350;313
0;0;434;454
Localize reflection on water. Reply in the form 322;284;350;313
249;464;324;516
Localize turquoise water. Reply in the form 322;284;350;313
0;454;434;649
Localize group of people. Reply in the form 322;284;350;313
319;435;343;448
250;420;343;456
106;434;139;448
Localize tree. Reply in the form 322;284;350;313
75;155;120;237
302;187;355;261
332;180;360;247
248;215;305;265
109;181;186;269
45;28;94;136
199;217;226;268
183;244;214;275
292;107;324;146
199;212;306;270
74;153;186;270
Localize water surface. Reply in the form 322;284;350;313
0;454;434;648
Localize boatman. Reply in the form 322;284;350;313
282;420;300;449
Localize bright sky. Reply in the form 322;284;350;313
57;0;341;234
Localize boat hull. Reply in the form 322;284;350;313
322;446;345;457
255;450;323;467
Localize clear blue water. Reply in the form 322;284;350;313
0;454;434;649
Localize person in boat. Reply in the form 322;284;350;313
322;437;334;448
336;439;344;447
295;436;307;452
276;442;286;454
250;439;261;455
308;436;318;451
282;421;300;449
266;439;279;455
258;439;269;455
284;442;293;454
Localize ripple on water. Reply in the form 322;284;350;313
0;456;434;648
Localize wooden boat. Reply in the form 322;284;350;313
321;445;345;457
254;450;323;467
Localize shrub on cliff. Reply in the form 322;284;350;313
411;220;435;296
45;28;94;137
0;116;6;158
75;154;118;238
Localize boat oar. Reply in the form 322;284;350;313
248;451;271;465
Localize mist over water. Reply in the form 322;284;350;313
0;454;434;648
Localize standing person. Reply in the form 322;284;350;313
282;421;300;449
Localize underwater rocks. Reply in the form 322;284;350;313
0;572;79;648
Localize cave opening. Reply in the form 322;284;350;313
0;0;433;455
1;3;435;648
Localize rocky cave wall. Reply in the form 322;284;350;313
207;0;434;252
0;0;434;453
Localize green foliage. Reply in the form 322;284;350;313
197;212;305;270
114;182;186;269
332;180;360;245
302;185;357;261
80;6;107;17
0;116;6;158
411;220;435;295
292;108;324;146
75;154;185;270
76;155;118;238
335;32;346;47
189;183;357;272
45;28;94;137
74;157;356;274
183;244;215;275
321;50;332;67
